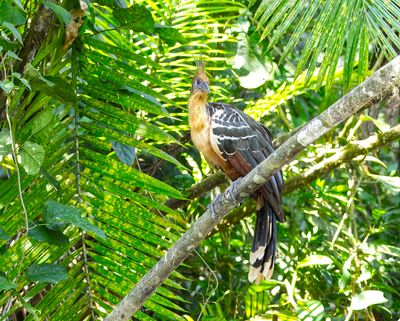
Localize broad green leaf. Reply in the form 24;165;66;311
28;225;69;246
0;227;10;240
24;63;55;86
350;290;388;310
8;51;21;60
27;264;68;284
155;24;187;46
0;80;14;94
0;276;17;291
42;1;71;25
112;141;136;166
28;109;54;136
2;22;22;44
30;76;76;104
44;200;106;240
20;141;45;175
113;4;154;34
298;255;333;268
0;128;12;156
0;3;26;25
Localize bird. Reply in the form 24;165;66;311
188;61;285;283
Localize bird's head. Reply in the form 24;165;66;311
191;60;210;95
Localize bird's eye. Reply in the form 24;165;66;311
196;78;201;84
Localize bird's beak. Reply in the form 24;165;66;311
201;82;210;94
194;81;210;94
196;81;210;94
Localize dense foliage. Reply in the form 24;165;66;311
0;0;399;320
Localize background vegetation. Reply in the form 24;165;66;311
0;0;399;320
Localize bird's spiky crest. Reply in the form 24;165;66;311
195;60;209;83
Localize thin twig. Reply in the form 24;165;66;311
5;99;29;232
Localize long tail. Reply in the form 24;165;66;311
248;196;277;284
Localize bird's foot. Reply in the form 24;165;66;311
225;178;242;205
208;193;223;221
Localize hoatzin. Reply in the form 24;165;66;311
188;61;285;283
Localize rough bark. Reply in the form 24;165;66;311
17;2;56;74
105;56;400;321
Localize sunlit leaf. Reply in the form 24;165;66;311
350;290;388;310
298;255;333;268
113;4;154;33
360;114;391;132
44;200;106;240
20;141;45;175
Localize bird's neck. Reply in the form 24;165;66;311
188;92;209;131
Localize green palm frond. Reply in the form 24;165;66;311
0;1;189;320
251;0;400;90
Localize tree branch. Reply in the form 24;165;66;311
212;124;400;234
105;56;400;321
285;124;400;193
17;1;56;73
166;123;399;212
164;171;227;209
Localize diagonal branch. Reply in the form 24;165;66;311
212;124;400;234
105;56;400;321
285;124;400;193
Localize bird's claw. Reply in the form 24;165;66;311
208;193;223;221
207;194;222;221
208;179;242;221
225;178;242;205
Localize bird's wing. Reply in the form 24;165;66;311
208;102;284;221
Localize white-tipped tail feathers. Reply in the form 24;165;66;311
248;204;277;284
248;258;274;284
